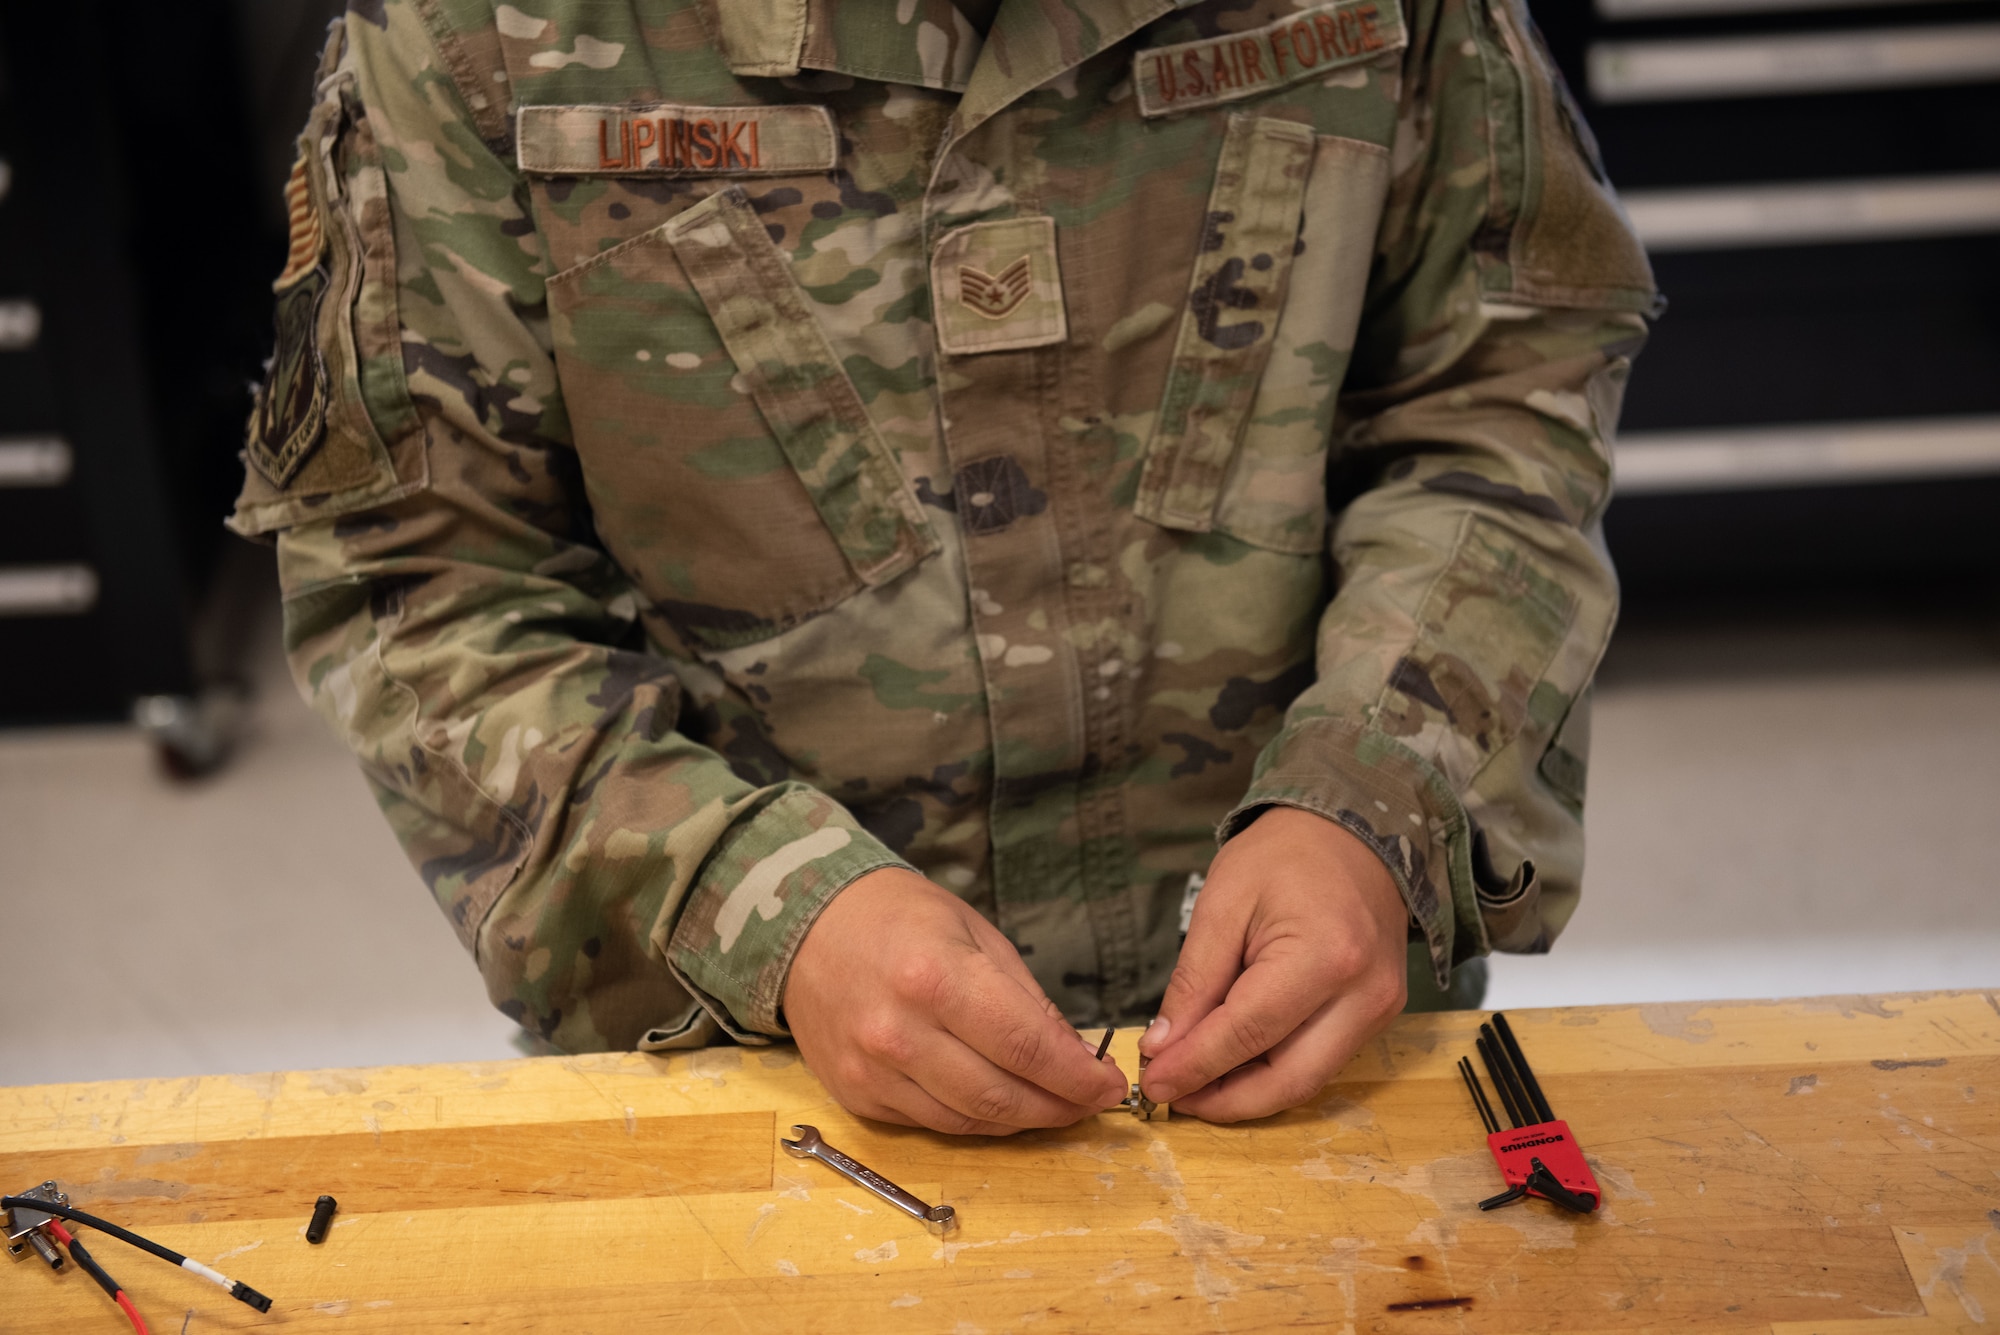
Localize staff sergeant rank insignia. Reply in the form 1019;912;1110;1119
1134;0;1408;117
515;104;840;176
959;256;1034;320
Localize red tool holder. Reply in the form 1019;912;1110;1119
1458;1014;1602;1214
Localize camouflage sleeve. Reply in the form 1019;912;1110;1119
1220;0;1658;985
231;3;906;1051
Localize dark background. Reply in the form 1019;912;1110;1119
0;0;342;727
1531;0;2000;595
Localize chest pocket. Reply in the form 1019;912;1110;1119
1136;115;1391;555
546;186;938;653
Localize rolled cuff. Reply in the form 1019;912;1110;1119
666;785;909;1039
1221;716;1482;989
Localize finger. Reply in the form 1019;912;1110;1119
956;912;1090;1038
961;914;1130;1071
936;954;1130;1109
904;1024;1111;1130
1139;945;1325;1104
1141;885;1249;1061
1172;989;1382;1123
862;1070;1024;1137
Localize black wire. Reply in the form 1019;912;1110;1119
1492;1013;1556;1124
0;1198;186;1269
6;1196;272;1314
61;1229;126;1304
1094;1028;1115;1061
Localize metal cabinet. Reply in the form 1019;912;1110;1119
1532;0;2000;589
0;1;275;756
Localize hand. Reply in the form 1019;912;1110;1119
783;867;1130;1135
1137;807;1410;1122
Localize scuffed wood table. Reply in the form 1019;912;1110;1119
3;993;1997;1333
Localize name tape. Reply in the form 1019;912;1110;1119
516;103;838;176
1134;0;1407;117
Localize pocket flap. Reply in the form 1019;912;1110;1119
662;188;939;589
1136;115;1315;535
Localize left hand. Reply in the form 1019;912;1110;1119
1137;806;1411;1122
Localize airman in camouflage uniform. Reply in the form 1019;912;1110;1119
235;0;1654;1101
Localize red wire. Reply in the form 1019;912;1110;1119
113;1291;151;1335
45;1220;150;1335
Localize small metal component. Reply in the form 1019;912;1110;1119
23;1230;63;1271
1123;1086;1166;1119
780;1125;956;1235
5;1182;69;1266
1081;1026;1163;1118
1123;1054;1168;1120
306;1195;338;1244
1178;873;1203;937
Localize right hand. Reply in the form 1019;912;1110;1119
782;867;1130;1135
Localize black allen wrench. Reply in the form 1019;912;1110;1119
1457;1013;1601;1214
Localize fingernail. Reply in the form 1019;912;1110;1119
1079;1034;1104;1057
1138;1016;1170;1054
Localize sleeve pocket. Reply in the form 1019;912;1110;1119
1370;513;1578;794
231;20;423;538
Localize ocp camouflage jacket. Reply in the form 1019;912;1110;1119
233;0;1656;1052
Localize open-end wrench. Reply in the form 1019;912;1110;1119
780;1125;957;1235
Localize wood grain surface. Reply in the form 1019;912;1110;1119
2;992;1995;1333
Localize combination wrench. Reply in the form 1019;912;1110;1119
779;1124;957;1234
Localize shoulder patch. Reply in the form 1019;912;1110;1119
515;104;837;176
247;150;331;488
275;150;325;289
1134;0;1408;118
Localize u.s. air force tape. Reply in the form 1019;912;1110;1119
1133;0;1407;117
515;104;838;176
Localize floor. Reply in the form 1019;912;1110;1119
3;558;1998;1088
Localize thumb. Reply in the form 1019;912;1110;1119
971;913;1131;1083
1140;888;1246;1064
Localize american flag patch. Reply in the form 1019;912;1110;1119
274;150;325;291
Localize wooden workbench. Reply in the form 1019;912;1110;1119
2;993;1996;1332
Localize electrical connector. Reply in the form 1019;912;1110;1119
4;1181;70;1270
1;1189;276;1314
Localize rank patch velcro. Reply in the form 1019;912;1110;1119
1134;0;1407;118
516;104;838;176
932;218;1067;355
